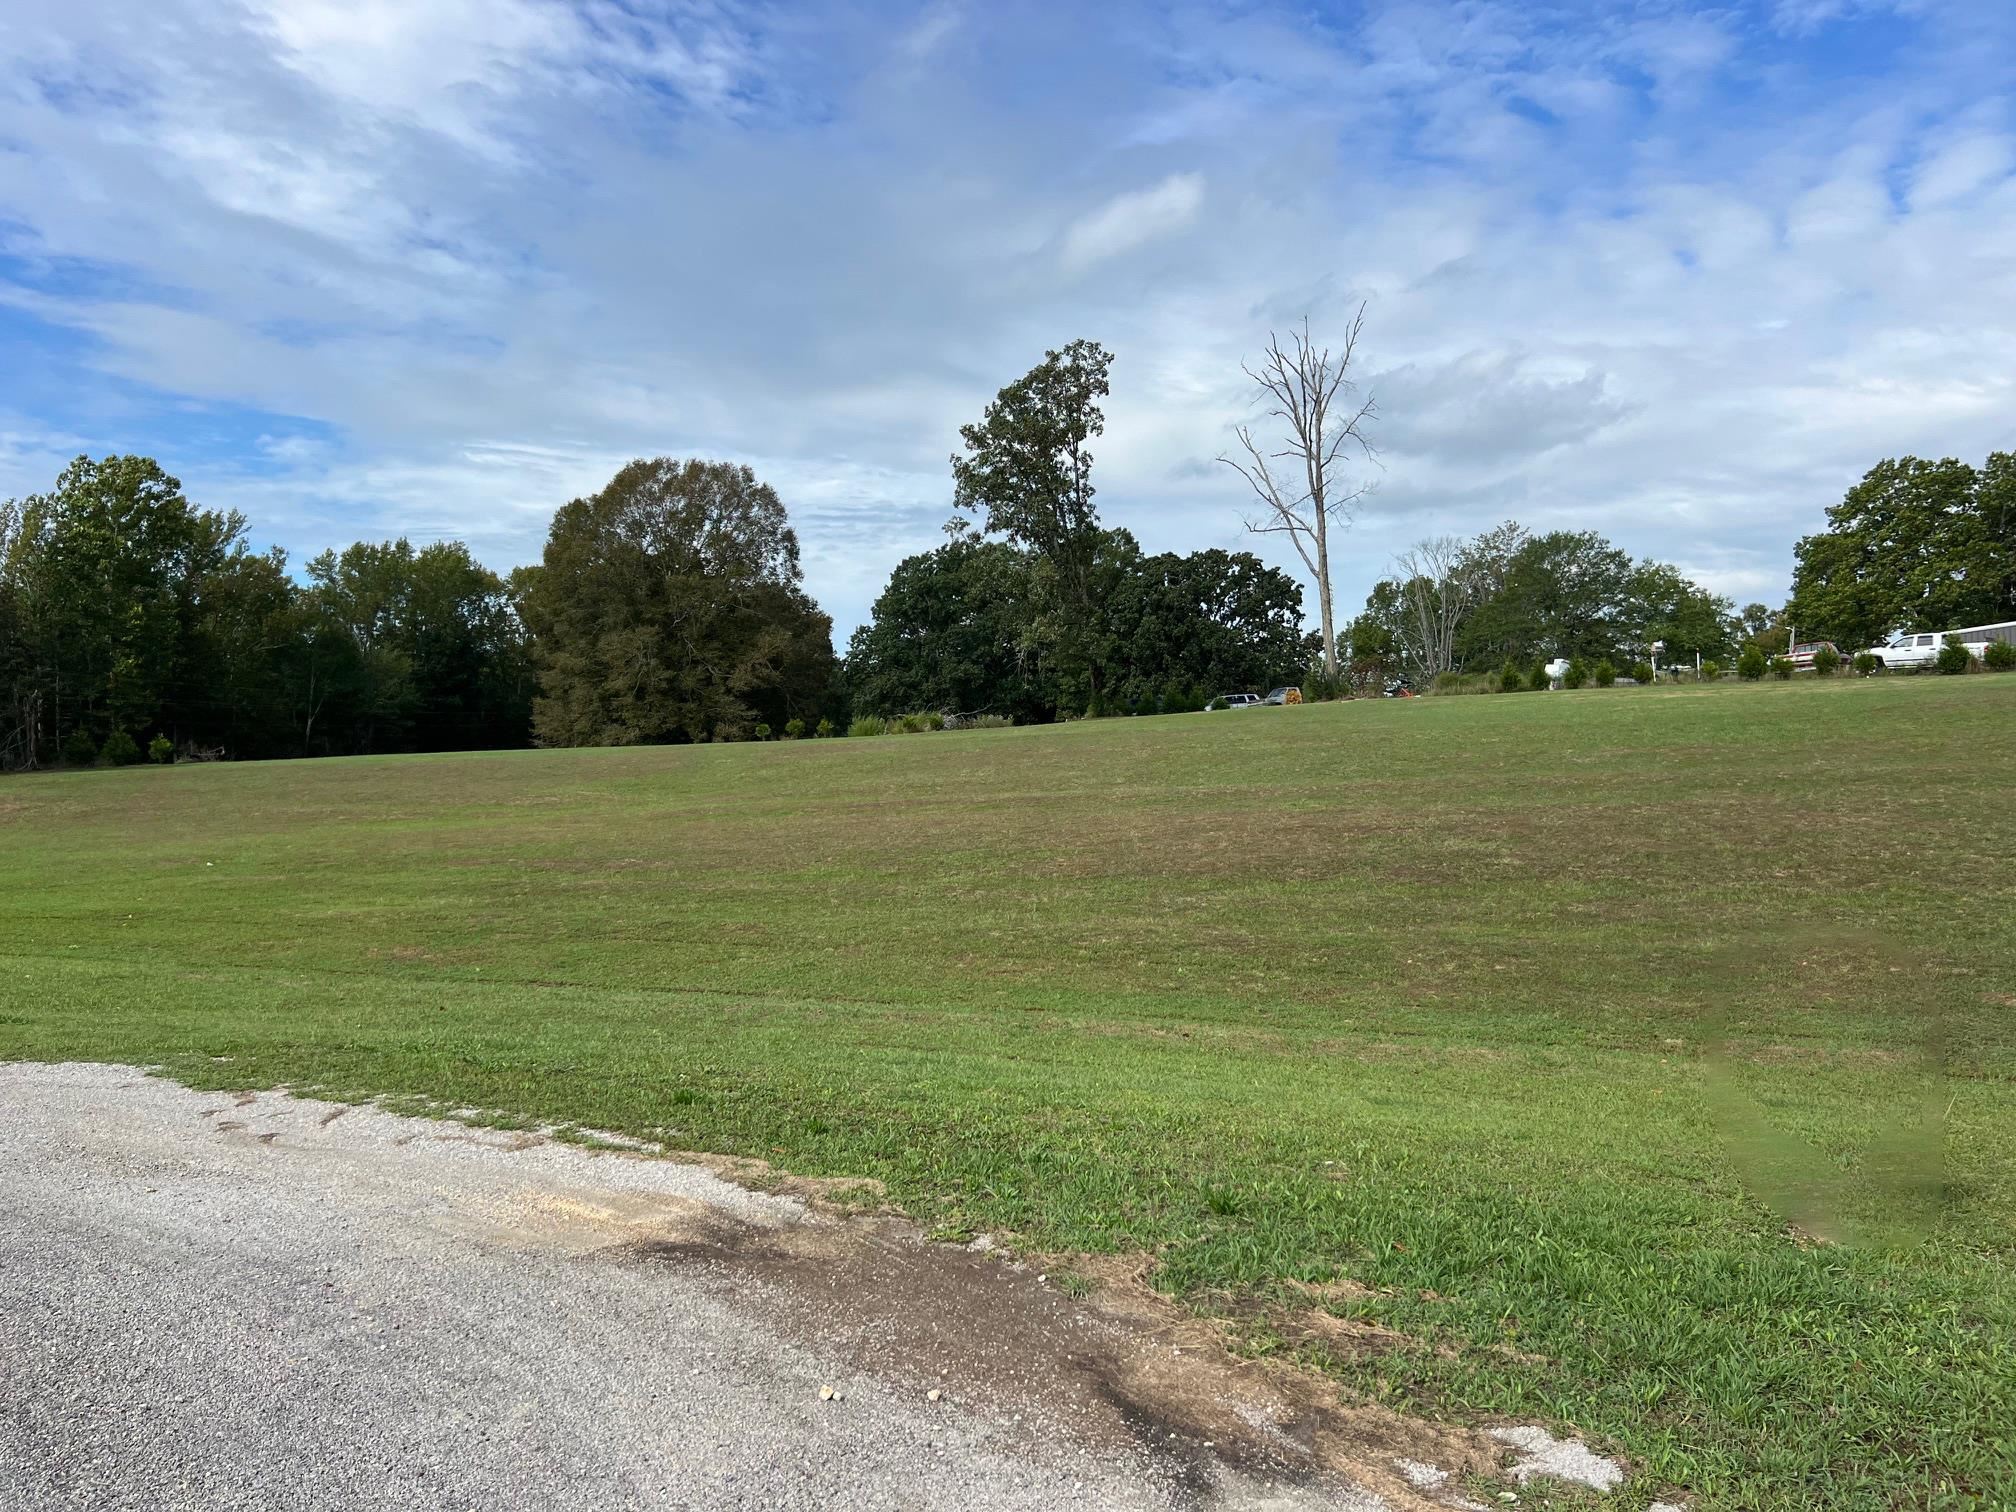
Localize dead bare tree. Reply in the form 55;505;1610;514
1393;534;1479;682
1220;307;1378;677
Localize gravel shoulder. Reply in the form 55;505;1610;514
2;1062;1574;1512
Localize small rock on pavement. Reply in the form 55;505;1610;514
818;1386;836;1402
927;1389;942;1403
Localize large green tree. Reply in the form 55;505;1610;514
951;340;1116;711
520;458;836;746
845;532;1044;721
24;455;248;752
1106;542;1306;705
1454;529;1637;667
1627;561;1735;664
1788;454;2016;649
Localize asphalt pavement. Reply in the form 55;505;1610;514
2;1062;1431;1512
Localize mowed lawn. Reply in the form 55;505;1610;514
4;676;2012;1509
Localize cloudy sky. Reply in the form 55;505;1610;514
2;0;2012;639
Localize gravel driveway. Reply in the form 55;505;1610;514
1;1062;1475;1512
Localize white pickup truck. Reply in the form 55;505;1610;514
1861;622;2016;669
1861;631;1945;669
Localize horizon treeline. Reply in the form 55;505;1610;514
6;442;1999;771
0;456;538;770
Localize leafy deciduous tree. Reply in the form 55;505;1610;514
845;531;1043;722
520;458;835;746
1105;540;1305;707
952;340;1116;711
1789;454;2016;650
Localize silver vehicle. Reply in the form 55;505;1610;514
1261;686;1300;705
1208;693;1261;710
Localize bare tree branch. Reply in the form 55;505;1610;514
1218;306;1379;676
1392;535;1482;681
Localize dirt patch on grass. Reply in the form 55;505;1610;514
1287;1308;1418;1358
567;1200;1502;1510
660;1147;895;1213
1287;1276;1382;1303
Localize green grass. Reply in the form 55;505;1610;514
4;676;2013;1509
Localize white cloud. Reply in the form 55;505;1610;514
1911;130;2015;208
1769;0;1918;35
896;0;966;62
1060;173;1206;272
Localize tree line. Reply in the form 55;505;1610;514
1345;521;1739;683
0;456;534;769
0;455;840;770
6;330;2004;771
846;525;1305;722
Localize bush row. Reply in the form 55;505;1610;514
1432;658;1659;694
59;729;175;768
845;712;1014;738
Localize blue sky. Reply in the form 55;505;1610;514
2;0;2012;638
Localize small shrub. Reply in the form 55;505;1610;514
1936;642;1974;675
1206;696;1228;711
815;718;835;738
148;735;174;764
61;728;98;767
1499;662;1522;693
1527;662;1550;691
1701;659;1723;681
966;713;1012;728
1563;659;1589;689
754;722;772;741
99;729;142;767
784;718;805;740
1851;651;1879;677
848;715;887;738
1737;647;1766;681
1593;660;1618;687
1630;661;1654;684
925;711;946;731
1769;656;1793;679
1433;671;1465;693
1812;645;1841;676
1983;641;2016;671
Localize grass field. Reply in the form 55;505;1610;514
4;675;2013;1509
